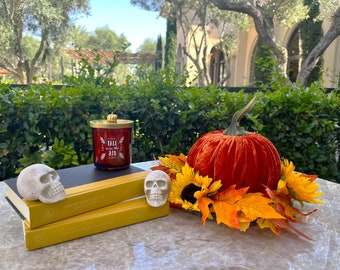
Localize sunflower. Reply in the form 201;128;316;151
277;159;323;205
168;163;222;212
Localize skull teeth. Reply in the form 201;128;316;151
47;184;64;196
149;194;163;201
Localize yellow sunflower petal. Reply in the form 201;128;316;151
281;159;295;179
286;172;323;204
207;180;222;196
277;179;289;195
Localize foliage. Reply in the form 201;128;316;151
137;37;157;53
76;26;131;51
211;0;340;86
0;62;339;182
155;35;163;70
164;17;177;70
298;0;323;85
0;0;89;84
249;83;340;182
252;41;276;86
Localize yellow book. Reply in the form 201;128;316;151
5;164;149;229
23;197;169;250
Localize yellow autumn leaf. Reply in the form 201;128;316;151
236;193;285;221
257;218;281;235
159;153;186;174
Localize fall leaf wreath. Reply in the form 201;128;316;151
151;98;323;240
151;154;323;240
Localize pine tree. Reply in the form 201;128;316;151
155;35;163;70
164;17;177;70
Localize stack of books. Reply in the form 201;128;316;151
4;164;169;250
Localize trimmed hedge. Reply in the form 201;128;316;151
1;71;339;182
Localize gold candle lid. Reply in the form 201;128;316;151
90;113;133;129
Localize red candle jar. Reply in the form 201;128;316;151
90;114;133;170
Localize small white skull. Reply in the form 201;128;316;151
16;164;66;204
144;170;171;207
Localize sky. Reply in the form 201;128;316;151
75;0;166;52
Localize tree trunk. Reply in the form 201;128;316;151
296;7;340;85
211;0;287;77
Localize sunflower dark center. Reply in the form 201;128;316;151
181;183;201;204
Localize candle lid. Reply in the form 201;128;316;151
90;113;133;129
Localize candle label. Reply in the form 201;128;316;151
92;128;131;170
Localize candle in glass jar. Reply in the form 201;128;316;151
90;114;133;170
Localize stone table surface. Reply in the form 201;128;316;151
0;161;339;270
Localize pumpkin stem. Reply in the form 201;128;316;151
223;97;256;136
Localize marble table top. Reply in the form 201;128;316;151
0;161;339;270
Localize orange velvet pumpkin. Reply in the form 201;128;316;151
187;98;281;193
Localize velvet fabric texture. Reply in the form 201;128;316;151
187;130;281;193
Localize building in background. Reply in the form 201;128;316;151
173;8;339;88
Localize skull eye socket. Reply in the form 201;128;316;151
145;180;167;188
157;180;167;187
40;172;57;183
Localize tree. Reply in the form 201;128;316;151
155;35;163;70
299;0;323;85
164;16;177;70
131;0;248;86
0;0;89;83
131;0;340;86
211;0;340;86
85;26;130;51
137;37;157;53
172;0;248;86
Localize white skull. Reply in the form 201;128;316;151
144;170;171;207
16;164;66;204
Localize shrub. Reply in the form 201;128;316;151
1;71;338;182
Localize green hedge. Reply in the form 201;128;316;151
1;71;339;182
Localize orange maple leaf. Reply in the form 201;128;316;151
200;185;284;231
197;185;246;229
212;200;243;229
197;196;214;225
213;184;248;202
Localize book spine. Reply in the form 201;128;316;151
23;198;169;250
27;171;148;228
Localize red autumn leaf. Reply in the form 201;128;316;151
271;218;314;241
300;173;318;182
265;187;318;221
263;187;315;240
